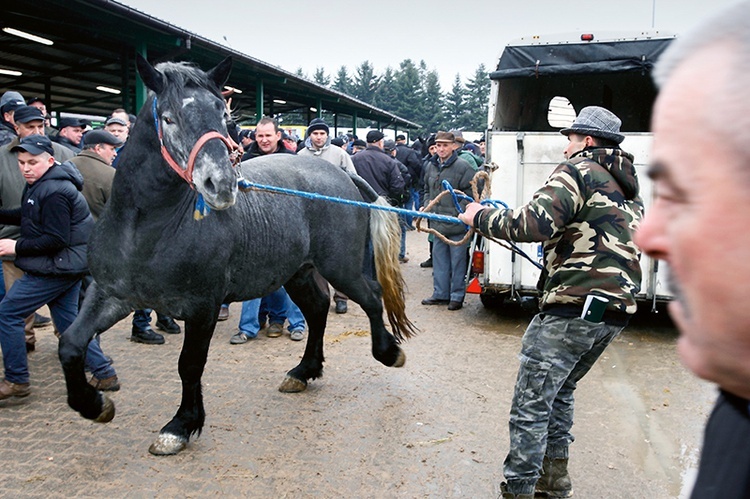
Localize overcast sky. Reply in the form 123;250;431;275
121;0;742;89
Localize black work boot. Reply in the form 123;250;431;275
130;327;165;345
535;456;573;498
155;316;181;334
499;482;533;499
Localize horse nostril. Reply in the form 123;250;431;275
203;177;216;195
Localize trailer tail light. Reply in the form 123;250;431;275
471;249;484;275
581;33;595;41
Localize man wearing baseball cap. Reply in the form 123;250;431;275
54;117;88;154
0;135;119;399
459;106;642;498
0;106;75;351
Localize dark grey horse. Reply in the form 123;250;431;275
58;56;415;455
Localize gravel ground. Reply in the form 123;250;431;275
0;230;715;498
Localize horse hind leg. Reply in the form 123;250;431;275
331;275;406;369
280;269;330;393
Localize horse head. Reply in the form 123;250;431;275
136;55;239;210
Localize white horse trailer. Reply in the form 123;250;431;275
474;31;675;312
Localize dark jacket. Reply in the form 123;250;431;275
690;391;750;498
53;135;82;154
351;146;405;204
422;152;475;237
395;143;422;188
0;160;93;276
243;140;294;160
0;121;16;147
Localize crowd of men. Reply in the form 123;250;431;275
1;5;748;494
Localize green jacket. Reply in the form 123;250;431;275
476;147;643;314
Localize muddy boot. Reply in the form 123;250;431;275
534;456;573;498
500;482;534;499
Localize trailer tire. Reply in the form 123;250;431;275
480;292;507;309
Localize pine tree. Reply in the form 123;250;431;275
419;69;444;133
352;61;379;104
373;67;398;112
444;74;468;129
332;66;353;95
393;59;423;125
313;67;330;87
464;64;490;132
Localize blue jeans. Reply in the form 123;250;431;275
431;234;469;302
132;309;170;330
245;287;305;334
0;274;115;384
404;187;419;225
399;215;408;259
503;314;624;494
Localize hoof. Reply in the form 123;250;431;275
149;433;187;456
392;349;406;368
278;376;307;393
93;395;115;423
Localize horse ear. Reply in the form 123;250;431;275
136;54;164;94
207;57;232;90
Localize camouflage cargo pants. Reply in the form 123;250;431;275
502;313;625;495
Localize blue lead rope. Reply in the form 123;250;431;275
233;176;542;270
237;178;466;225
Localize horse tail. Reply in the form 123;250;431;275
369;197;418;342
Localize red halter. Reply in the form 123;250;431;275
152;96;242;188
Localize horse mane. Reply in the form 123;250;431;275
153;61;224;102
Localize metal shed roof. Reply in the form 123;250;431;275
1;0;419;130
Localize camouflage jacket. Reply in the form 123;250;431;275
475;147;643;314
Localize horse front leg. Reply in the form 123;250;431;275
59;282;131;422
149;314;215;455
279;270;329;393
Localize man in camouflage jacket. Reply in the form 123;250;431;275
460;106;643;499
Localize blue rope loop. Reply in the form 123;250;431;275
441;179;474;215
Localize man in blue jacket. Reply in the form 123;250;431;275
0;135;118;399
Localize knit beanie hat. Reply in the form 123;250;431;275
307;117;329;136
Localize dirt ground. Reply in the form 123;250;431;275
0;230;716;498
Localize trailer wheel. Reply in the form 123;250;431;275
480;292;507;309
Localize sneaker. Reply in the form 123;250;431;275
130;327;165;345
0;379;30;400
217;304;230;321
33;313;52;328
335;300;348;314
155;317;181;334
266;323;284;338
290;330;304;341
88;375;120;392
399;256;409;263
230;331;254;344
420;257;433;268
